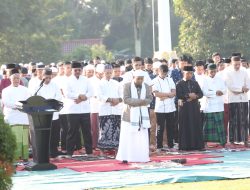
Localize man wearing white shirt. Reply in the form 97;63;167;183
97;64;123;156
216;58;231;135
224;56;250;147
202;64;227;147
28;62;45;95
55;61;74;152
152;65;176;152
2;69;30;160
194;60;206;124
89;63;105;149
34;68;63;157
122;56;153;86
64;61;94;156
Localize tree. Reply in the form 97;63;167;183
106;0;148;56
173;0;250;59
63;45;113;62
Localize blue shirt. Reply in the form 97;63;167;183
170;68;196;84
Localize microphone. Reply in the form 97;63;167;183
39;79;45;87
34;79;45;96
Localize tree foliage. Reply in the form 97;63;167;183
174;0;250;59
63;45;113;62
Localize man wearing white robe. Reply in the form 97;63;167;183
2;69;30;160
116;70;153;162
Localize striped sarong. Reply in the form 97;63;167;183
229;102;249;143
203;112;226;145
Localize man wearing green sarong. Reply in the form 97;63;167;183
202;64;227;147
2;68;30;160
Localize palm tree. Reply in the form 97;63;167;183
107;0;147;56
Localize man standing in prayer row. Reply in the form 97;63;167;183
34;68;63;157
176;66;204;151
202;64;227;147
97;64;123;156
116;70;153;162
2;69;30;160
64;61;93;156
224;56;250;147
152;64;176;152
0;63;23;98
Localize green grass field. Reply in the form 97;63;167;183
113;178;250;190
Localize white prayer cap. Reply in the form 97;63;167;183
50;62;56;67
84;64;95;70
95;64;105;73
120;65;125;72
51;67;58;73
1;64;6;70
133;70;145;77
153;61;162;69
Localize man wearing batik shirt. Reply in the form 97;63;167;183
202;64;227;147
224;56;250;147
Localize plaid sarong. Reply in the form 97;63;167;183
203;112;226;145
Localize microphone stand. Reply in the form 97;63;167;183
34;79;45;96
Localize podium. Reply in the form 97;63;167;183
17;96;63;171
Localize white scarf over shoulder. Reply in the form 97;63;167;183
130;83;150;130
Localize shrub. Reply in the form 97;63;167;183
0;114;16;190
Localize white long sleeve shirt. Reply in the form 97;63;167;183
64;75;93;114
194;73;206;111
2;85;30;125
89;76;101;113
35;81;62;120
202;75;226;113
97;78;123;116
122;70;153;86
53;75;70;115
152;76;176;113
224;67;250;103
28;77;42;95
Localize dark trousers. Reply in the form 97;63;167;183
59;114;68;151
66;113;93;155
173;110;179;143
156;112;175;149
50;119;60;155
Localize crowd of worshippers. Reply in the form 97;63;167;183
0;52;250;163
